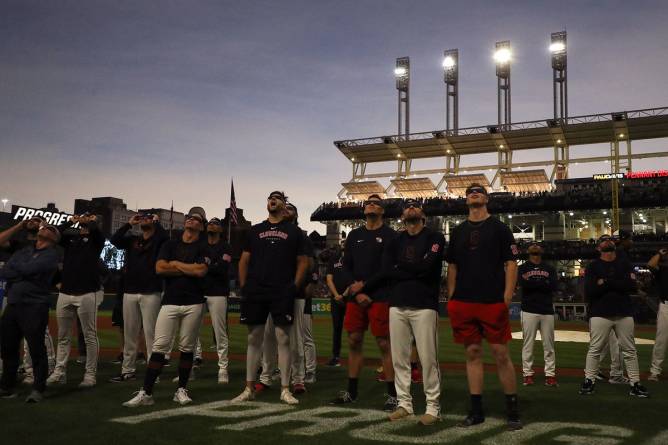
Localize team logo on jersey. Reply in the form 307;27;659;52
431;243;440;253
511;244;519;255
222;254;232;263
376;237;383;243
469;230;480;250
259;230;289;240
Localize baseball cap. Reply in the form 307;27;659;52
597;234;613;245
208;217;222;226
465;183;488;196
268;191;287;202
186;206;207;224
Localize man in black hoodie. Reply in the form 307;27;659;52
109;213;168;382
47;213;105;388
579;235;649;398
362;199;445;426
0;223;60;402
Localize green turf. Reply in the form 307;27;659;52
93;311;657;370
2;315;665;445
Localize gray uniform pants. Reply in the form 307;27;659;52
650;301;668;376
585;316;640;384
54;291;102;378
121;292;161;374
521;311;556;377
389;307;441;417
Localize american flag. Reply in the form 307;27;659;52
230;180;238;226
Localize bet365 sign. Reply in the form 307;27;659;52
11;205;73;226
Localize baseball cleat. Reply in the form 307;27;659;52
329;390;357;405
457;412;485;427
506;418;524;431
25;390;44;404
254;382;270;393
123;389;154;407
522;376;534;386
231;387;255;403
109;373;136;383
417;413;440;426
326;357;341;367
579;378;595;395
292;383;306;394
388;407;411;421
609;375;630;385
383;394;398;412
544;376;559;387
173;388;193;405
594;371;607;381
45;372;66;386
280;389;299;405
629;383;650;398
78;376;97;388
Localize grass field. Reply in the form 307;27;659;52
2;313;667;445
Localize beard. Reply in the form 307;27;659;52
467;201;486;209
600;245;616;252
140;223;153;230
403;217;422;225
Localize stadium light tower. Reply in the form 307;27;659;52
443;49;459;133
395;57;410;139
494;40;511;128
1;198;8;212
551;31;568;121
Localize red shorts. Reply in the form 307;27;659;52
344;301;389;337
447;300;511;345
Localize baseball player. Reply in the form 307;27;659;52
231;191;308;405
123;207;210;407
47;213;105;388
109;213;168;383
330;194;398;412
0;223;60;403
579;235;649;397
445;183;522;431
362;199;444;425
648;247;668;381
202;217;233;384
325;247;350;367
518;242;558;387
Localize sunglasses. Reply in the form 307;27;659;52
466;187;486;195
186;214;203;222
404;201;422;209
363;200;382;207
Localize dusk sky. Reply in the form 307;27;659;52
2;0;668;233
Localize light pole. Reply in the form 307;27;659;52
494;40;511;129
1;199;8;212
443;49;459;133
395;57;410;140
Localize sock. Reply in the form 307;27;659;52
470;394;484;417
143;353;166;395
387;381;397;397
178;352;194;388
411;362;418;370
347;378;359;399
505;394;519;421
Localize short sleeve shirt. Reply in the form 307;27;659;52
446;217;517;303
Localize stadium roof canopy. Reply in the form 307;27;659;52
389;177;438;198
443;174;490;197
340;180;385;200
334;107;668;163
500;169;552;193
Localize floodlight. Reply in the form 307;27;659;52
442;56;456;69
549;42;565;53
494;48;511;64
394;67;407;77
